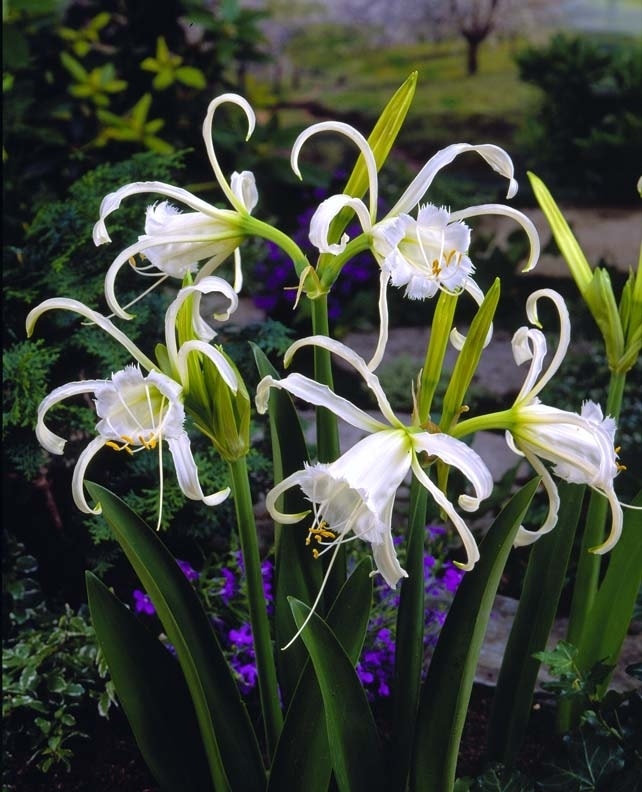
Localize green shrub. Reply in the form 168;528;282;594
516;34;642;204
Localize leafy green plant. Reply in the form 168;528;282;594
2;536;115;780
516;34;642;202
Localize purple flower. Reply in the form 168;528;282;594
220;567;236;604
177;559;199;582
133;589;155;616
441;562;464;594
228;622;254;647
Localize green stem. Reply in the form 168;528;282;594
310;294;344;604
228;457;282;757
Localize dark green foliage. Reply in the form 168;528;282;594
516;34;642;203
2;535;114;781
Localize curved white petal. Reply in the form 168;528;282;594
26;299;157;372
513;452;560;546
166;433;230;505
411;431;494;511
93;181;225;246
265;470;311;524
202;94;256;213
368;269;392;371
411;456;480;571
449;203;540;272
283;335;401;426
164;277;238;367
255;373;386;433
590;487;624;554
72;436;107;514
371;523;408;587
511;327;548;402
36;379;108;454
291;120;379;221
308;194;372;254
518;289;571;403
389;143;518;218
177;340;238;393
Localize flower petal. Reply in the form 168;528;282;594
411;455;480;571
166;433;230;505
291;120;379;221
411;432;494;511
389;143;518;218
26;299;157;372
283;335;401;427
449;203;540;272
202;94;256;214
72;436;107;514
256;373;386;433
36;379;108;454
308;194;372;254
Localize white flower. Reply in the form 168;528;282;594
93;94;259;319
256;335;493;581
373;204;474;300
464;288;628;552
292;124;540;368
27;276;240;517
37;365;229;516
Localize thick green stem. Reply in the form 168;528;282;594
228;457;282;757
310;294;344;604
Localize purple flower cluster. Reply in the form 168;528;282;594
132;558;200;616
354;530;465;703
130;533;462;705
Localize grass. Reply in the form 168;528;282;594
273;27;542;153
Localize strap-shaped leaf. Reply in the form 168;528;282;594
576;489;642;693
85;571;212;792
85;482;265;792
268;558;373;792
289;596;385;792
410;477;540;792
251;343;321;705
487;481;584;764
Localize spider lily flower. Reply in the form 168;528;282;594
93;94;260;319
26;276;240;516
455;288;629;552
292;124;540;367
36;365;230;516
255;335;493;583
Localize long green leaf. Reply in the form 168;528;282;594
487;482;584;765
289;596;385;792
410;477;540;792
576;489;642;694
318;71;418;282
390;480;428;790
85;572;212;792
85;482;265;792
268;558;374;792
251;343;321;706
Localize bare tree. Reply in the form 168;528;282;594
448;0;503;75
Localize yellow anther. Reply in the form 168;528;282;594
105;441;122;451
306;522;337;557
121;434;136;445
